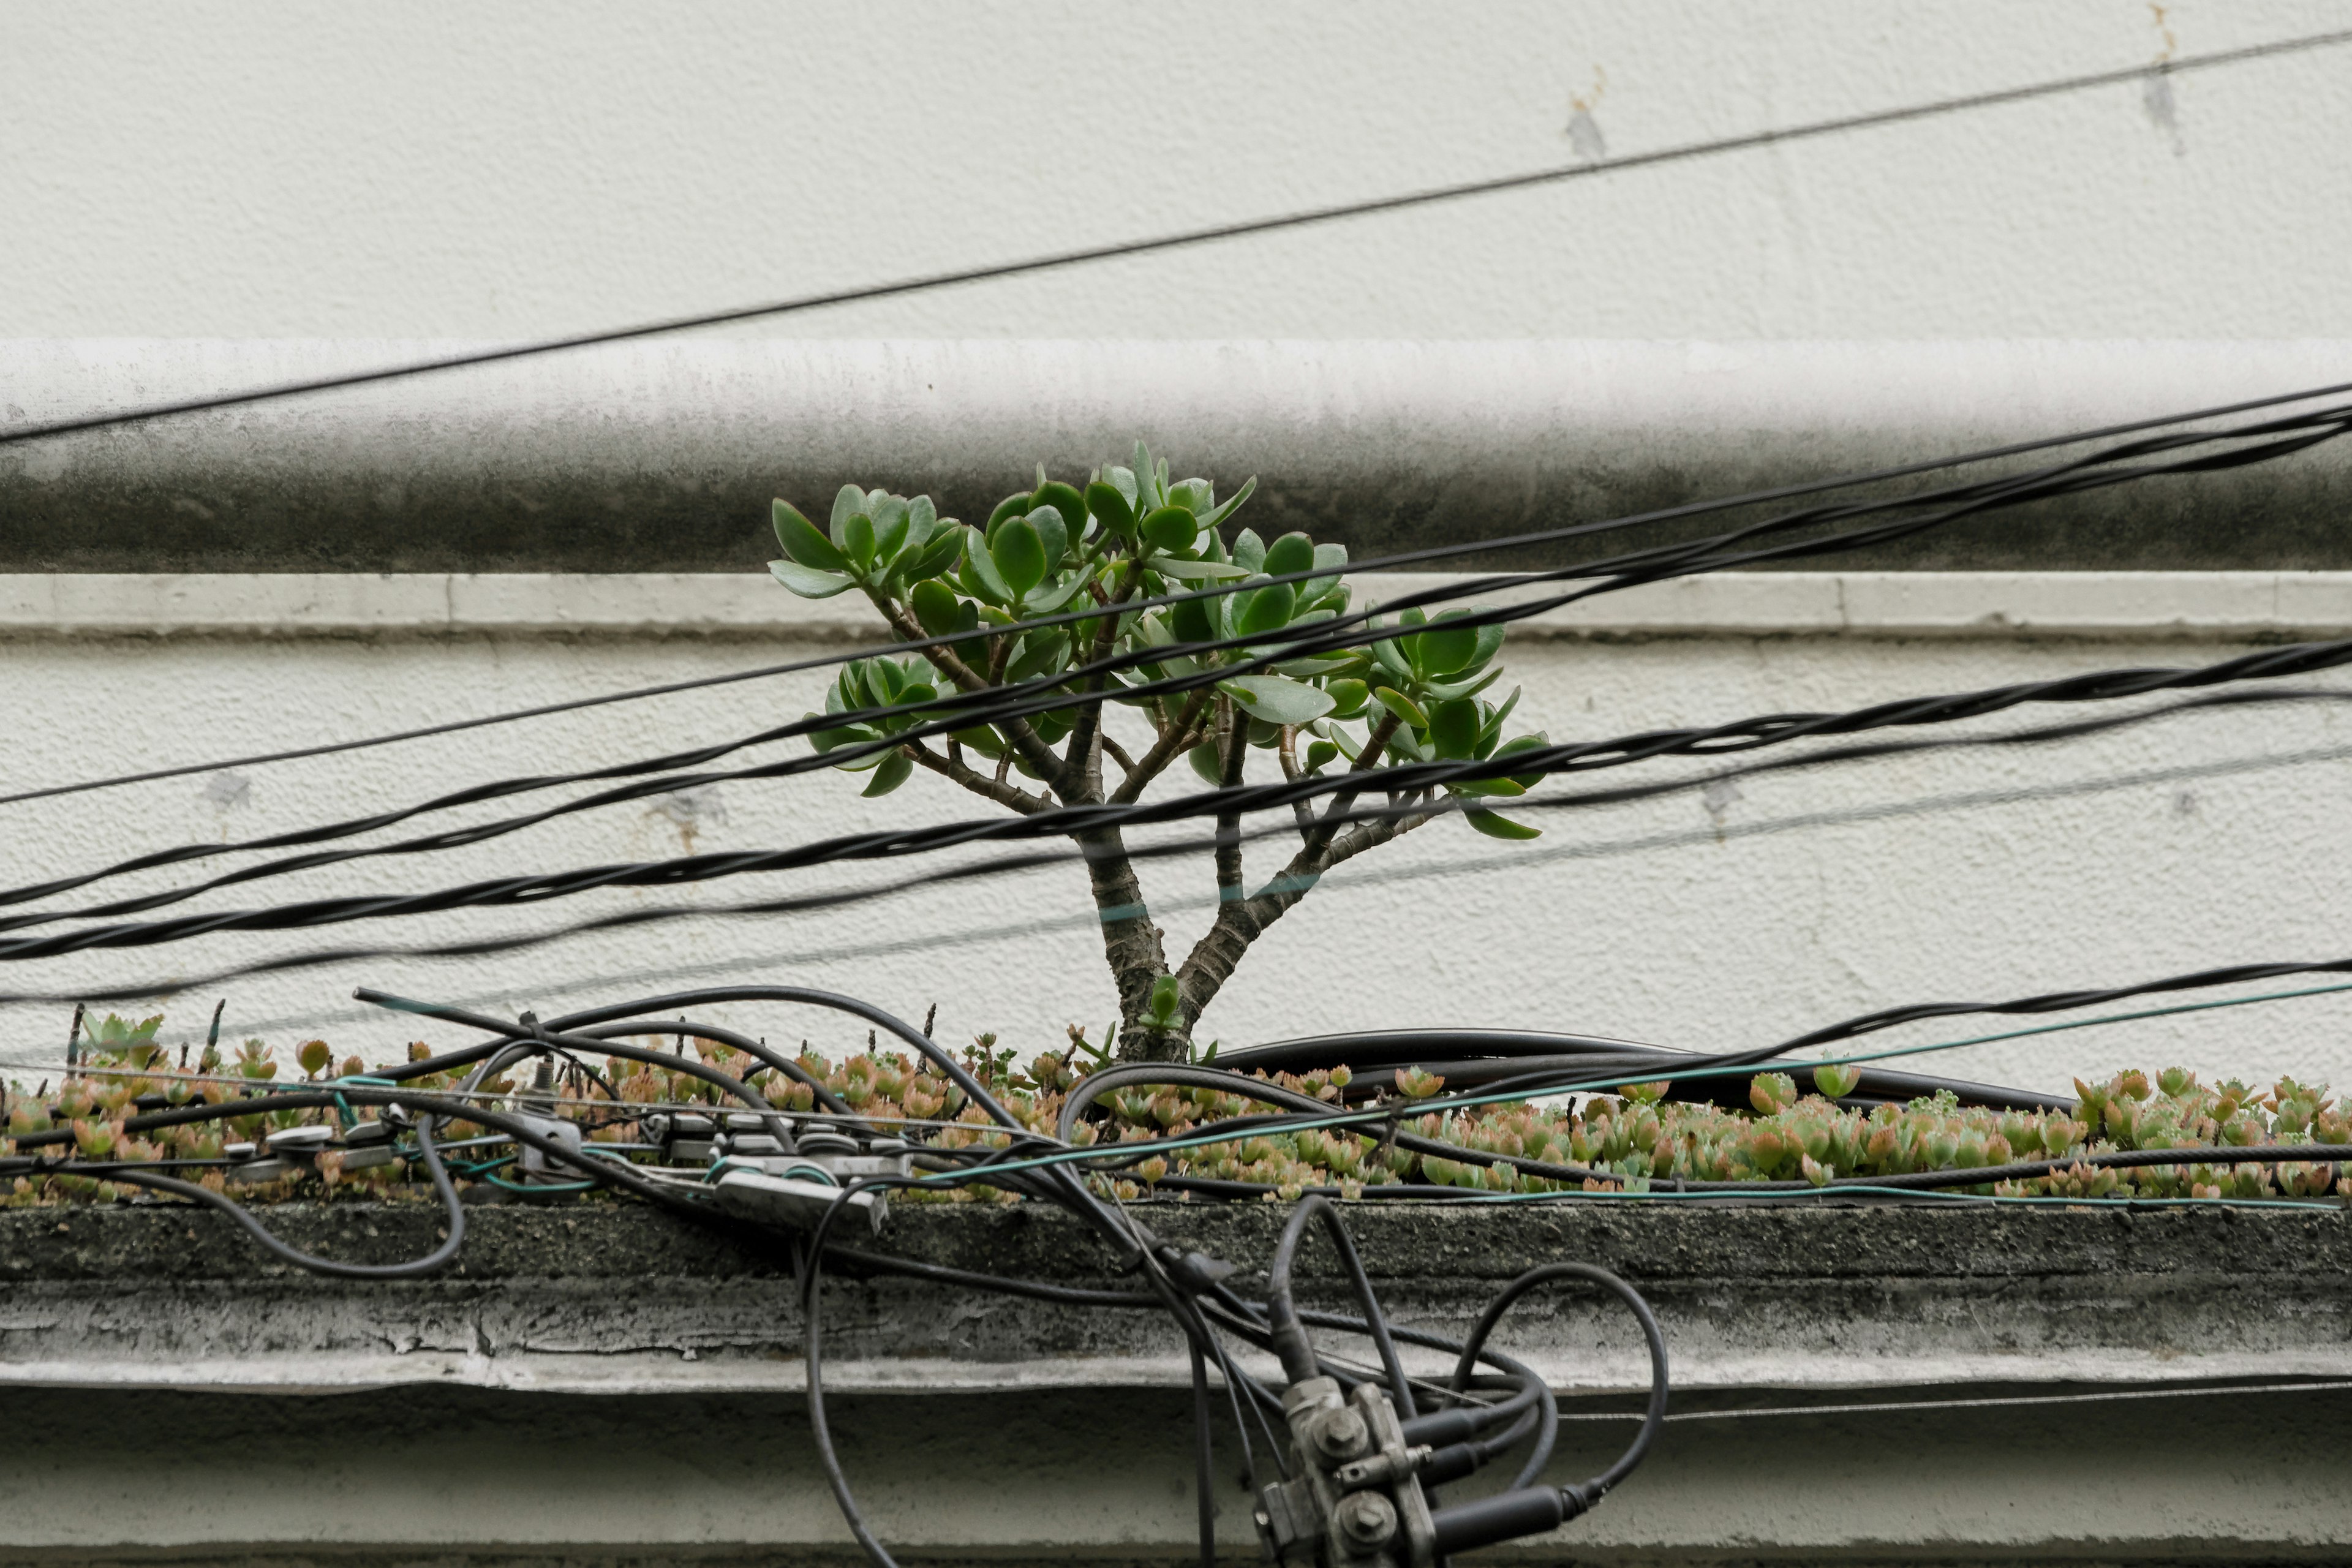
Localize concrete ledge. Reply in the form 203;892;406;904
6;340;2351;572
7;1201;2350;1396
5;571;2351;643
4;1201;2351;1564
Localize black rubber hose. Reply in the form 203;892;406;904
1189;1339;1218;1568
1451;1263;1670;1496
75;1107;464;1279
1265;1196;1417;1414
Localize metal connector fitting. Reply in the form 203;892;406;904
1333;1444;1433;1490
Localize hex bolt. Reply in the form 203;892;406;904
1334;1489;1400;1551
1307;1404;1372;1464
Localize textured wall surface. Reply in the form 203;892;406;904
4;611;2350;1098
2;2;2349;342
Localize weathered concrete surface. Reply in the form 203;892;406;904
5;341;2351;573
4;1201;2350;1565
6;1199;2352;1395
4;1194;2352;1561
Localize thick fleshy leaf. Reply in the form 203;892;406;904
1263;531;1315;578
861;750;915;796
899;525;967;584
1324;677;1370;719
871;497;910;564
986;491;1032;536
841;511;876;570
1140;505;1199;554
1412;616;1481;677
905;495;939;547
830;483;868;543
1373;686;1428;728
1218;674;1334;725
1231;529;1266;572
910;579;960;636
1234;580;1295;637
1031;483;1084;546
1087;480;1136;537
991;517;1048;598
1464;809;1542;840
960;530;1016;605
1025;505;1069;575
1200;474;1258;529
769;559;856;598
1153;556;1251;581
773;500;848;572
1023;570;1092;616
1427;696;1479;759
1188;742;1224;785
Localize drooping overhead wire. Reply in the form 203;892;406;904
1;677;2348;1003
2;26;2343;458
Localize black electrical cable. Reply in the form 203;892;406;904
14;390;2348;937
13;625;2352;964
1450;1264;1669;1494
54;1110;466;1280
1188;1339;1218;1568
7;24;2340;461
1264;1196;1417;1415
6;377;2346;829
10;677;2341;1012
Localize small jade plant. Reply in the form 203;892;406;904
767;445;1548;1060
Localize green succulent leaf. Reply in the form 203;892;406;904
1262;531;1315;578
1234;581;1297;638
986;491;1032;537
1140;504;1200;554
861;750;914;797
1031;482;1084;541
1188;742;1224;784
991;517;1048;599
909;578;960;636
841;511;876;571
1025;505;1069;576
830;483;869;545
1085;481;1134;538
1373;686;1428;728
1324;677;1370;719
1494;731;1549;788
769;559;856;598
772;500;848;572
1464;808;1542;840
1304;739;1340;772
961;530;1017;605
1218;673;1334;725
1427;696;1480;759
1199;474;1258;529
1153;556;1252;582
1412;616;1482;678
900;524;968;584
1231;529;1266;573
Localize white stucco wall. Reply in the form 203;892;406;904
4;2;2351;1099
3;1;2350;341
4;579;2350;1099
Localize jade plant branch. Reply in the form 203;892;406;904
769;445;1547;1061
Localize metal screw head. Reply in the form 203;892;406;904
1308;1404;1371;1463
1333;1489;1399;1550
